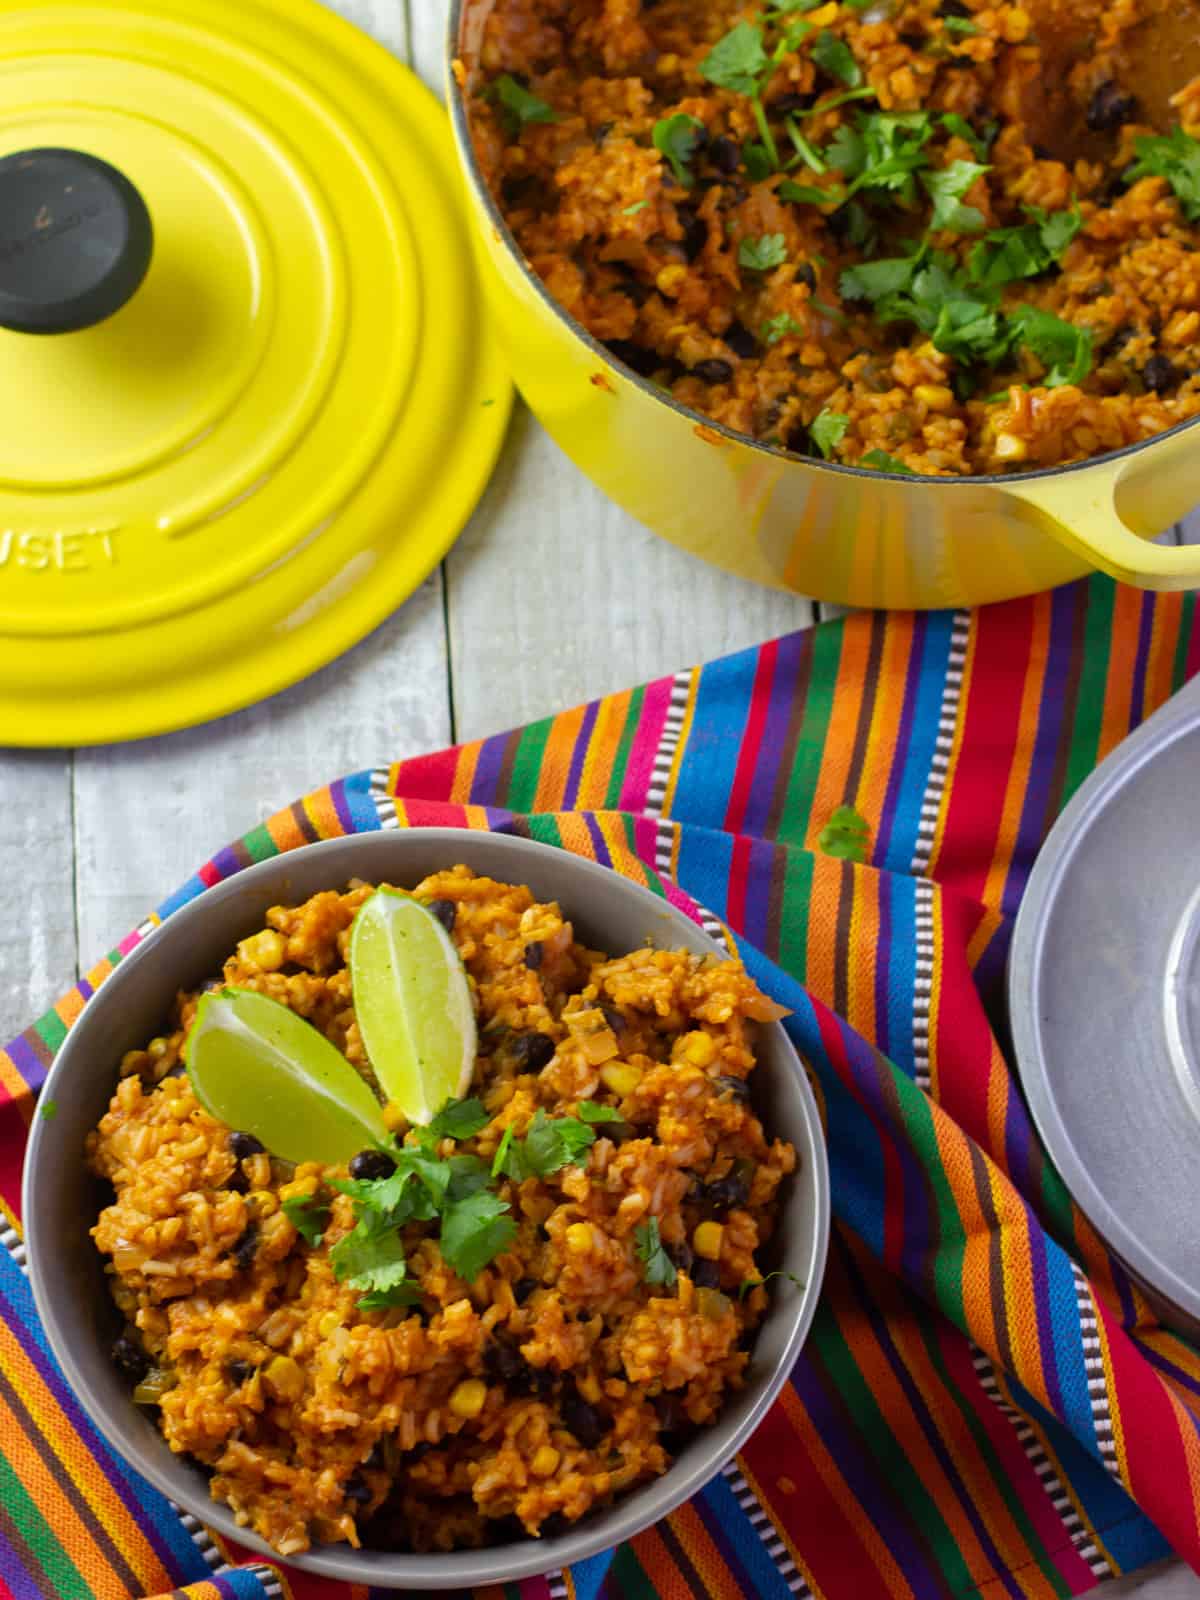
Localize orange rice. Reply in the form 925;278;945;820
88;868;796;1557
465;0;1200;473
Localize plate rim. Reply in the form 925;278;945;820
1008;674;1200;1325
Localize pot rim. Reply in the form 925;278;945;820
445;0;1200;490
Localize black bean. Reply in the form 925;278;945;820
724;321;758;359
599;1004;627;1035
561;1388;608;1449
667;1239;694;1275
407;1441;434;1462
223;1166;250;1195
512;1032;556;1071
349;1149;397;1181
613;278;650;306
604;338;663;379
344;1473;372;1505
540;1512;570;1539
512;1276;539;1304
708;135;741;173
1031;143;1054;161
227;1131;264;1161
785;422;812;457
772;90;818;115
500;174;549;210
691;357;735;385
600;1120;636;1143
713;1074;752;1102
523;941;544;971
940;0;971;14
593;121;614;144
112;1334;150;1383
1101;324;1134;356
701;1173;750;1215
226;1359;254;1387
526;1363;559;1399
898;29;926;47
692;1258;722;1289
1086;80;1138;132
425;898;457;933
483;1339;526;1386
652;1392;698;1453
232;1223;259;1271
1144;353;1180;394
796;261;817;291
675;207;707;262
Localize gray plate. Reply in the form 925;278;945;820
1010;676;1200;1333
23;830;830;1591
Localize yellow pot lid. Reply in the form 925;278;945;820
0;0;511;745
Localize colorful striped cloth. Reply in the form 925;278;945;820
3;573;1200;1600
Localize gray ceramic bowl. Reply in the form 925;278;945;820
24;830;829;1591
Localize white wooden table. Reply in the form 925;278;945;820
0;1;1196;1595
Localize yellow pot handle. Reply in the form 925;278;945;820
1003;437;1200;592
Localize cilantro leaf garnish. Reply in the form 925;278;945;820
779;179;842;206
810;409;850;458
818;803;871;860
427;1097;490;1142
445;1153;492;1200
861;449;916;474
39;1099;57;1121
828;111;934;204
921;159;988;233
1125;126;1200;220
439;1191;518;1281
811;30;861;87
622;199;649;215
768;0;825;11
329;1222;409;1293
943;15;980;33
576;1101;623;1124
493;75;558;132
523;1110;596;1175
698;20;769;96
281;1194;330;1247
839;252;921;302
634;1218;678;1287
762;312;804;345
968;205;1082;287
743;140;776;181
786;120;827;173
1008;305;1092;387
738;233;788;271
940;112;995;161
739;1268;807;1298
491;1123;515;1177
653;114;707;188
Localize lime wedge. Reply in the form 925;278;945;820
187;987;389;1164
350;889;477;1125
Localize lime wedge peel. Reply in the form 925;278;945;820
350;889;477;1126
187;986;389;1165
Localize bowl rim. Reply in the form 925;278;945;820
444;0;1200;490
23;829;831;1591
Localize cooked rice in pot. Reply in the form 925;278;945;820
88;868;797;1557
464;0;1200;474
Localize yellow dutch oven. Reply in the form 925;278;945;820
447;0;1200;612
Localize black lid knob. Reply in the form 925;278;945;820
0;149;153;335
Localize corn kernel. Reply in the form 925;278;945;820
576;1372;602;1403
599;1062;643;1097
147;1036;170;1060
318;1312;341;1338
804;1;839;22
449;1379;488;1419
656;264;688;296
694;1221;724;1260
682;1031;717;1067
250;1189;278;1217
264;1355;304;1402
531;1445;561;1477
238;929;287;973
994;432;1028;462
913;384;955;412
566;1222;594;1255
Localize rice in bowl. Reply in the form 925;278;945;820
87;867;798;1558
